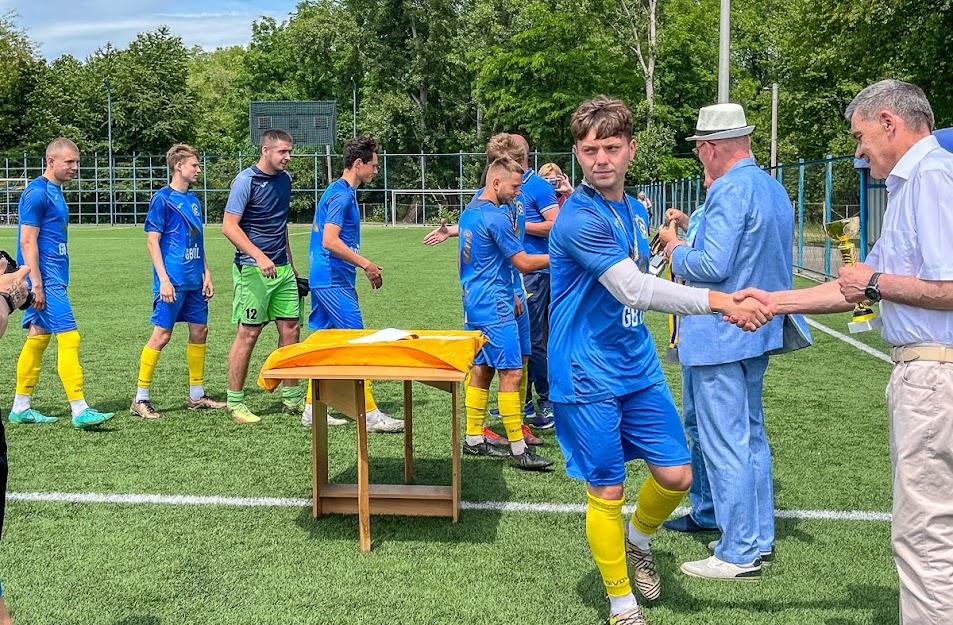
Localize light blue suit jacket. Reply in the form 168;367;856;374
671;158;795;367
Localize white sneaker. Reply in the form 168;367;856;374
708;539;773;565
366;409;404;433
680;555;762;581
301;404;348;427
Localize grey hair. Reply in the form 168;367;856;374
845;79;934;131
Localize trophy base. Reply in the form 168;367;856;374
649;255;668;277
665;346;680;364
848;316;884;334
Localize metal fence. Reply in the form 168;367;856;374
637;155;885;280
0;150;583;227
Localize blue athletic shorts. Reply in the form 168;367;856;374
467;319;522;370
22;284;76;333
553;380;690;486
151;289;209;329
516;293;531;357
309;287;364;330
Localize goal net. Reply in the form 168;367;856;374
389;189;481;226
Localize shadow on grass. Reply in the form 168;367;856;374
294;455;507;548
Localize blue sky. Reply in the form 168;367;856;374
2;0;301;59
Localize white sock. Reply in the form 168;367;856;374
627;521;652;551
609;593;639;615
135;387;150;402
303;403;312;419
465;434;484;446
510;439;527;455
12;394;31;413
189;385;205;401
366;408;382;422
70;399;90;417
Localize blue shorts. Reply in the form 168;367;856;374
516;293;531;357
467;319;522;370
554;380;690;486
309;287;364;330
22;284;76;333
151;289;209;329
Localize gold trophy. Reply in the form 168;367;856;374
824;217;883;334
648;232;668;277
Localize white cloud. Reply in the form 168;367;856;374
6;0;299;59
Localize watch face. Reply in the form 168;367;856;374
865;286;880;302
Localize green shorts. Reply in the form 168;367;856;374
231;263;300;325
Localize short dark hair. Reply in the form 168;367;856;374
260;129;294;148
344;136;379;169
571;95;634;142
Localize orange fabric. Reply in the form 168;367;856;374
258;329;487;392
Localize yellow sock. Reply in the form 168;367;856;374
632;475;688;535
16;333;52;395
587;492;631;597
498;391;523;442
56;330;85;402
363;380;378;412
137;346;161;388
186;342;206;387
519;362;529;410
306;379;313;404
465;386;489;436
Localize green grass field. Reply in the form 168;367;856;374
0;225;898;625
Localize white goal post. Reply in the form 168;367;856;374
389;188;482;226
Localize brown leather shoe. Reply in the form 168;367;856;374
186;395;227;410
130;399;161;419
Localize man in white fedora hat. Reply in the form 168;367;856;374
658;102;801;580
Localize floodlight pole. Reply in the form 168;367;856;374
351;76;357;138
717;0;730;102
104;78;115;225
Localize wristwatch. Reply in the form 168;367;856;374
864;272;883;303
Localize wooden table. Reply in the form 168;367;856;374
262;365;465;553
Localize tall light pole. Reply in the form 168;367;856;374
104;78;115;225
717;0;731;102
351;76;357;138
769;82;779;173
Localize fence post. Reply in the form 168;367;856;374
777;162;784;188
859;166;869;261
202;152;209;224
797;158;805;268
383;150;392;226
132;153;138;225
458;151;464;213
695;175;701;211
824;154;833;276
313;152;319;222
94;152;99;225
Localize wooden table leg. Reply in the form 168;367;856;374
313;380;328;519
403;380;414;484
356;380;371;553
451;380;461;523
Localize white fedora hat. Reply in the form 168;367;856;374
686;103;755;141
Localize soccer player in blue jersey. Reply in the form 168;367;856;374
130;144;226;419
302;136;403;433
548;96;771;625
9;138;114;430
222;129;302;424
510;135;560;429
459;156;553;470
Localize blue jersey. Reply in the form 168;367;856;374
144;186;206;292
17;177;69;288
459;195;524;325
224;165;292;266
548;185;659;403
506;199;527;294
517;169;559;260
310;178;361;289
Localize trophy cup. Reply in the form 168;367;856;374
823;217;883;334
648;232;680;363
648;232;668;277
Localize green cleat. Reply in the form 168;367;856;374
8;408;58;424
72;408;115;430
282;395;306;415
228;403;261;424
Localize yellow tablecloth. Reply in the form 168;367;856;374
258;329;487;391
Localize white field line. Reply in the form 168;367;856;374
5;491;891;522
804;317;893;364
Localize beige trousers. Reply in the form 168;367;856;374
887;360;953;625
